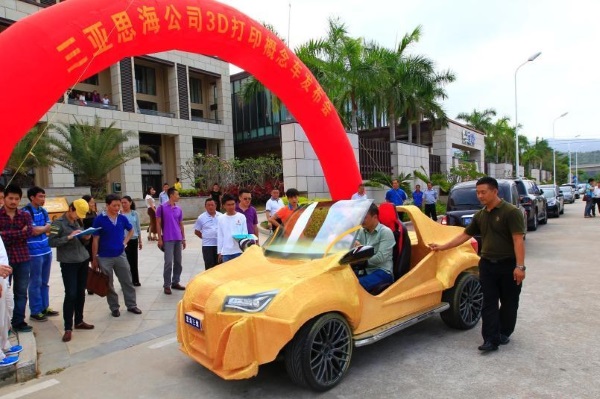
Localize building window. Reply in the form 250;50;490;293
82;74;99;86
135;65;156;95
137;100;157;111
190;77;203;104
191;109;204;118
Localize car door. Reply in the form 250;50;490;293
532;182;547;219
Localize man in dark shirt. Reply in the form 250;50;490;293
236;189;259;244
0;185;33;332
429;177;526;352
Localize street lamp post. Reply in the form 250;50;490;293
514;51;542;178
552;112;568;186
568;135;581;184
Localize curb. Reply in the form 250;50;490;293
0;330;37;387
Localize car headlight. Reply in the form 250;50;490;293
222;290;279;313
548;199;556;206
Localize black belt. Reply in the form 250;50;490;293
481;257;515;264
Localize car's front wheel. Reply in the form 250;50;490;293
285;313;353;391
441;272;483;330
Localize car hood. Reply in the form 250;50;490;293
186;245;345;309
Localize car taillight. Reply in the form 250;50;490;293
440;215;447;225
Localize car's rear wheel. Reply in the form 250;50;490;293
527;211;538;231
285;313;353;391
441;272;483;330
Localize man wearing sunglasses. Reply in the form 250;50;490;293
236;189;259;245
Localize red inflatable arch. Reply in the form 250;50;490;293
0;0;361;199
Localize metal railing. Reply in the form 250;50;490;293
191;116;222;124
359;138;392;179
139;109;175;118
67;98;118;111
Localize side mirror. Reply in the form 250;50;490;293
339;245;374;265
539;189;544;194
239;238;256;252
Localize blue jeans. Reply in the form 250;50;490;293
60;261;88;330
29;252;53;315
585;199;594;217
10;260;31;327
222;253;241;262
359;269;394;292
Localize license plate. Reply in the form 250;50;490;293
184;313;202;330
462;217;473;226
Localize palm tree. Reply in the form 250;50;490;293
5;124;56;186
50;116;153;197
296;18;380;132
456;108;497;133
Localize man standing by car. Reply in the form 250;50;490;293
428;177;526;352
156;188;186;295
236;189;259;245
385;179;407;220
423;182;438;221
217;194;247;263
353;203;395;292
265;189;284;232
194;198;221;270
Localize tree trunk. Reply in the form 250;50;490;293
416;113;422;145
388;111;396;142
407;122;413;144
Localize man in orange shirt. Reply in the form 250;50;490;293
268;188;300;229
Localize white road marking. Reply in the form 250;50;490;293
148;336;177;349
0;379;60;399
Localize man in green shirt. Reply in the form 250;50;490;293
429;177;526;352
354;203;395;292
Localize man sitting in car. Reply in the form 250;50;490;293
353;203;395;292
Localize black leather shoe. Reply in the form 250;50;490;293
111;309;120;317
171;283;186;290
478;341;498;352
499;335;510;345
127;307;142;315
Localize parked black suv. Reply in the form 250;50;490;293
442;179;527;252
511;177;548;231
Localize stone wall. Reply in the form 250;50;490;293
281;122;358;199
390;142;430;189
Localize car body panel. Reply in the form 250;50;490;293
512;178;548;228
177;204;479;381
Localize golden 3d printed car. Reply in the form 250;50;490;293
177;201;482;391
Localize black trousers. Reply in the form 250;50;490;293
479;258;522;345
125;238;140;285
202;246;219;270
424;204;437;221
60;261;89;331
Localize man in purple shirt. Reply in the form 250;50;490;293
236;189;259;245
156;188;186;295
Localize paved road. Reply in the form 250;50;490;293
0;201;598;399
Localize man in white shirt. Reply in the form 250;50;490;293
351;184;368;200
194;198;222;270
158;183;169;205
0;237;21;367
217;194;247;263
265;189;284;230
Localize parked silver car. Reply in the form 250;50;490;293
559;185;576;203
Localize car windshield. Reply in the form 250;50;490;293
542;190;555;199
263;200;372;259
450;185;510;206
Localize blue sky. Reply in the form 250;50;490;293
221;0;600;150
